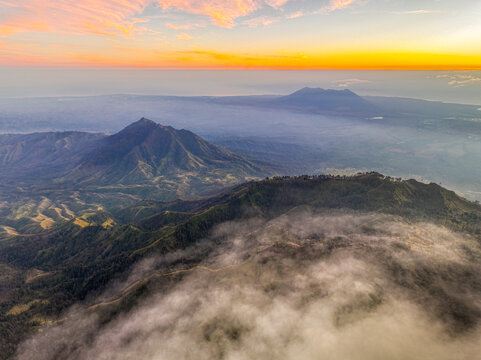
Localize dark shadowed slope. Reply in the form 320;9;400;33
0;131;105;180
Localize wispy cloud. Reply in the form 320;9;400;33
332;78;371;87
437;73;481;87
158;0;288;28
243;16;280;28
287;11;304;19
391;10;442;15
309;0;361;16
0;0;365;38
285;0;360;21
165;22;204;30
0;0;153;37
326;0;359;12
0;0;291;37
179;49;257;63
176;32;192;40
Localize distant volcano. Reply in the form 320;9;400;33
274;87;378;114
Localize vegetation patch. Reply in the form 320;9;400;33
73;218;90;228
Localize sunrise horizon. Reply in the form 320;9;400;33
2;0;481;70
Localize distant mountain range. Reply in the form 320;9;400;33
2;88;480;134
206;87;481;122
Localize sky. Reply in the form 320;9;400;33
1;0;481;69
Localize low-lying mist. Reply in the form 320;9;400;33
16;211;481;360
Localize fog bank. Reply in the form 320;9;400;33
16;212;481;360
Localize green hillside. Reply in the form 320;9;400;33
1;173;480;358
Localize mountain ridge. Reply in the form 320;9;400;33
66;117;266;186
0;131;105;179
1;173;480;358
0;119;273;236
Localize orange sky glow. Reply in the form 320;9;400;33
1;0;480;69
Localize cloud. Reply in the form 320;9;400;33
284;1;361;21
165;22;204;30
326;0;359;12
174;49;311;68
391;10;442;15
176;32;192;40
287;11;304;19
0;0;364;38
243;16;280;28
181;49;249;61
0;0;291;37
0;0;369;50
436;73;481;87
15;211;481;360
332;78;371;87
156;0;288;28
0;0;153;36
315;0;360;14
309;0;361;16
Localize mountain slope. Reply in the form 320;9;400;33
66;118;266;186
0;131;105;180
1;174;481;358
0;120;271;236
